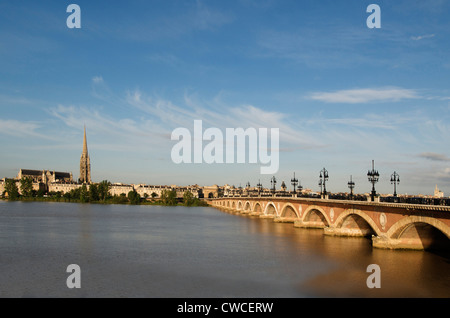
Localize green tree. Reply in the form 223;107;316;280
37;188;45;197
89;183;99;202
20;176;33;197
128;190;141;205
80;184;89;203
4;179;19;200
98;180;111;202
183;190;195;206
161;189;177;206
70;187;81;201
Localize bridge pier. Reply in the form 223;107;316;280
273;216;297;223
371;235;427;250
323;226;374;237
293;219;327;229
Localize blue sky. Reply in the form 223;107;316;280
1;0;450;195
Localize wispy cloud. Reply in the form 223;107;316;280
92;76;104;84
309;87;420;104
411;34;436;41
418;152;450;162
126;89;324;150
0;118;49;139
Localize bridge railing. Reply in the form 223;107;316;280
219;193;450;207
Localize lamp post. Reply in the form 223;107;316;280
257;179;263;196
291;172;298;196
390;171;400;197
348;175;355;200
270;176;277;196
319;168;328;198
367;160;379;201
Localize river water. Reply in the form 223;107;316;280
0;200;449;298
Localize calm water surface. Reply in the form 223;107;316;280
0;200;449;297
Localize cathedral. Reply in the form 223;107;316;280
79;125;92;184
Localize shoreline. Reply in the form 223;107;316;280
0;197;210;207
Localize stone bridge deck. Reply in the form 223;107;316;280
207;196;450;251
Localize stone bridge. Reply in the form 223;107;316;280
207;197;450;251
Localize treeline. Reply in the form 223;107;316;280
1;178;207;207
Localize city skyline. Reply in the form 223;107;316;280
1;1;450;195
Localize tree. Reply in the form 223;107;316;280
161;189;177;206
89;183;99;202
80;184;89;203
183;190;195;206
128;190;141;205
97;180;111;202
4;179;19;200
20;176;33;197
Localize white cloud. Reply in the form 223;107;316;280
0;118;49;139
411;34;435;41
309;87;420;104
92;76;104;84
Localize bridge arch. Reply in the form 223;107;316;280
386;216;450;250
253;202;262;213
264;202;278;216
243;201;252;212
237;201;243;211
302;206;330;228
280;203;299;219
332;210;381;237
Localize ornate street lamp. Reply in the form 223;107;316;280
319;168;328;197
367;160;379;201
291;172;298;195
270;176;277;195
348;175;355;200
390;171;400;197
257;179;263;195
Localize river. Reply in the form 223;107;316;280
0;200;449;298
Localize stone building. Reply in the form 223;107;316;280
434;185;444;198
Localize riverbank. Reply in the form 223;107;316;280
0;196;209;207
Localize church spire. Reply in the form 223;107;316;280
79;125;91;184
82;124;88;155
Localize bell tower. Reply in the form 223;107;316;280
79;125;91;184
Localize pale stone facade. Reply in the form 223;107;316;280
434;185;444;198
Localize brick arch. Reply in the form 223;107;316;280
244;201;252;211
280;203;299;218
253;202;262;213
333;210;382;237
264;202;278;216
237;201;243;211
302;206;330;227
387;216;450;240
